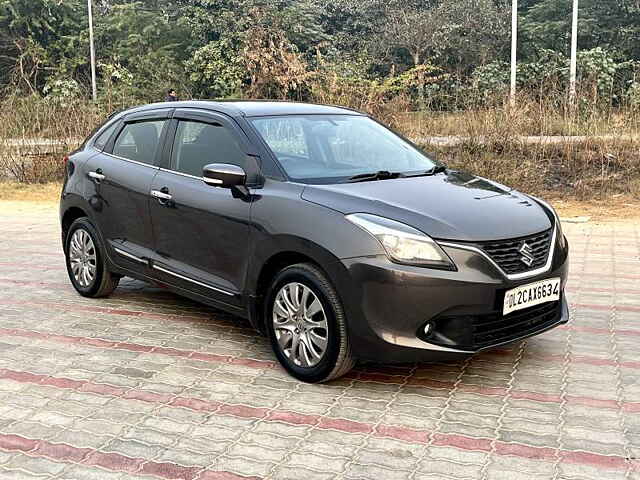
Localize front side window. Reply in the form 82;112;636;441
112;120;166;165
251;115;437;184
171;120;246;177
252;117;308;158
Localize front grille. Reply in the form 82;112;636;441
471;301;560;348
478;228;553;275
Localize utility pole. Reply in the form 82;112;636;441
510;0;518;107
88;0;97;102
569;0;579;106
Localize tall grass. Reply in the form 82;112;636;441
395;93;640;138
425;138;640;201
394;93;640;201
0;92;638;202
0;96;107;183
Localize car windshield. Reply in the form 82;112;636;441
250;115;437;184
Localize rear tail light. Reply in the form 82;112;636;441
63;155;70;165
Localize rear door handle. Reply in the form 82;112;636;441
150;190;172;201
88;171;105;181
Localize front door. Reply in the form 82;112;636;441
149;110;255;307
84;109;170;270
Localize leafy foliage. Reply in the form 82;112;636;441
0;0;640;111
187;39;244;99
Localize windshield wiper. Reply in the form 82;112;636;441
403;165;448;177
427;165;447;175
346;166;447;183
346;170;402;183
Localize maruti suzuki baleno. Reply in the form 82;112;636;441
60;101;569;382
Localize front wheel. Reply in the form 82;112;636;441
65;217;119;298
265;263;355;382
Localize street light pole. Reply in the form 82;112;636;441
569;0;579;106
510;0;518;107
88;0;97;102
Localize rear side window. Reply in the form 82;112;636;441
93;122;119;151
112;120;166;165
171;120;246;177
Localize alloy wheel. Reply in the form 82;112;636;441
272;282;329;367
68;229;97;288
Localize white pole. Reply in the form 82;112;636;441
510;0;518;106
569;0;579;105
88;0;97;102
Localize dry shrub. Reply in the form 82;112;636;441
0;96;107;183
308;72;413;125
401;92;640;200
428;137;640;200
239;23;414;125
0;148;68;183
397;93;640;138
1;85;639;201
242;25;312;100
0;95;104;139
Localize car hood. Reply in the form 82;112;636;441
300;171;552;241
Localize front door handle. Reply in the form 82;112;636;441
151;189;173;201
88;170;105;182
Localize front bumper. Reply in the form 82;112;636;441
341;240;569;363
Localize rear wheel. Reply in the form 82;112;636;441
65;218;119;298
265;263;355;382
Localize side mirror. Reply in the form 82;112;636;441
202;163;246;188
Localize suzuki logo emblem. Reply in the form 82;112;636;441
519;242;535;267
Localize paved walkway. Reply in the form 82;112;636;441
0;202;639;479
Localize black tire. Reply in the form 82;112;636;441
64;217;119;298
264;263;355;382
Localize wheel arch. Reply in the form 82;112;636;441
61;206;89;249
247;236;357;335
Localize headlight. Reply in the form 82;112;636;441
346;213;456;270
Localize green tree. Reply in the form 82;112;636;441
521;0;640;61
187;38;245;98
92;2;193;101
0;0;85;92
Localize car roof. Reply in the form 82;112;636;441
120;100;364;118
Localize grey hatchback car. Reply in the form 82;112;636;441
60;100;569;382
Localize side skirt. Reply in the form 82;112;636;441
107;262;250;320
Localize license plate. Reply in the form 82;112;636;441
503;278;561;316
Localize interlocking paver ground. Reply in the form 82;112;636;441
0;201;639;480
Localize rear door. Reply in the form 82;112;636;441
84;108;171;270
148;109;257;307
